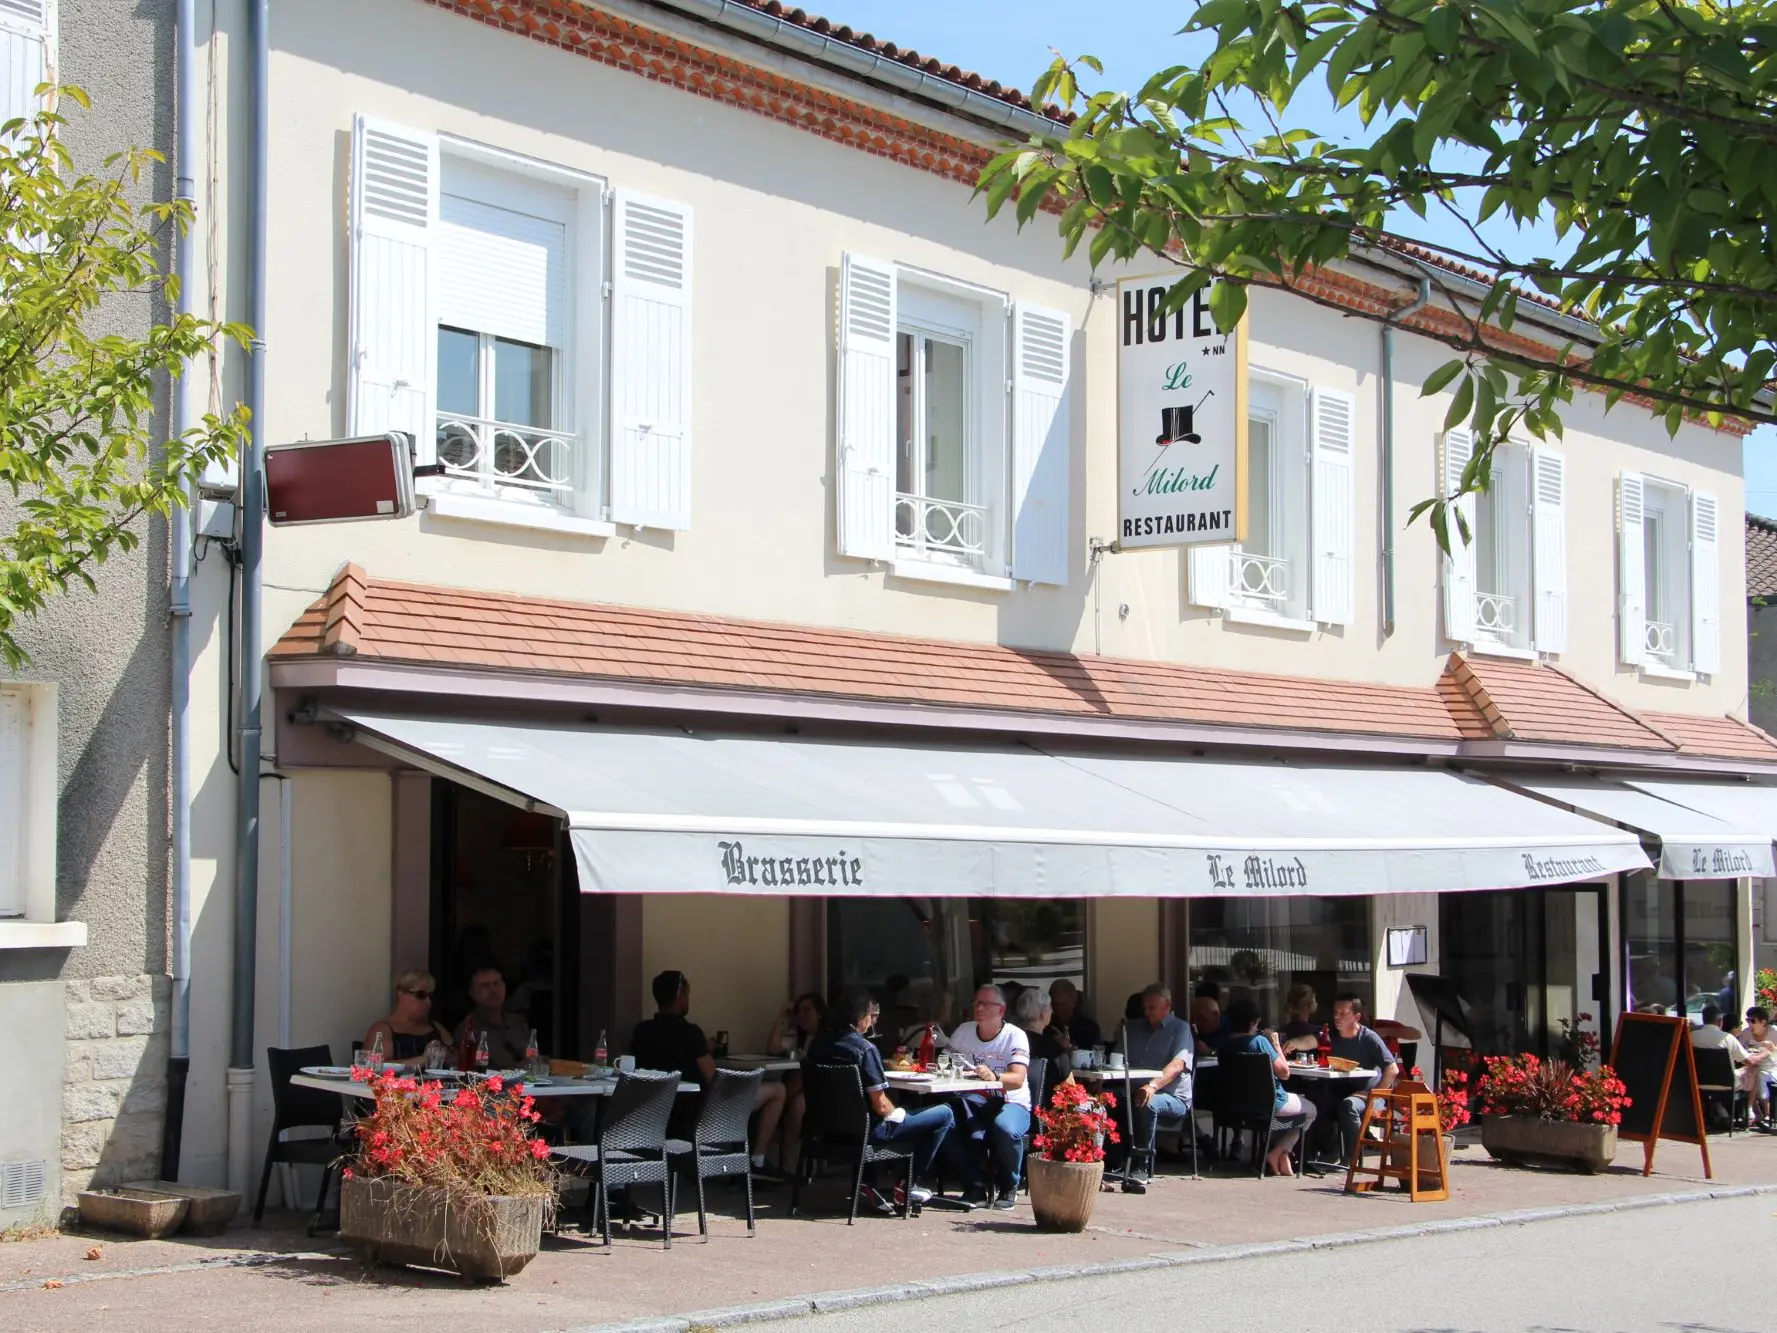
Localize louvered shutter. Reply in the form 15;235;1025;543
835;253;897;561
1188;545;1231;609
1308;386;1355;624
1441;430;1477;642
1531;446;1567;654
0;1;51;135
1618;472;1646;665
1011;303;1072;585
1691;489;1721;674
609;192;693;530
348;115;438;460
0;691;23;917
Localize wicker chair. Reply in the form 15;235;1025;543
255;1045;351;1235
1213;1050;1302;1178
667;1067;762;1237
791;1062;915;1223
552;1069;681;1248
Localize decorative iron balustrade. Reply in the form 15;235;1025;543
1474;591;1518;640
1644;619;1677;663
435;415;574;499
895;492;987;562
1231;550;1288;608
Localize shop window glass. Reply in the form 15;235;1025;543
826;898;1085;1042
1624;878;1737;1020
1682;881;1738;1019
1188;897;1372;1030
1624;878;1679;1015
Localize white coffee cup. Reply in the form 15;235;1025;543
615;1055;636;1072
1107;1052;1126;1070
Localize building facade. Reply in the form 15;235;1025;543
0;0;181;1226
150;0;1777;1202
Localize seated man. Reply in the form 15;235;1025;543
807;988;954;1214
1329;993;1400;1166
1189;982;1224;1056
1693;1004;1750;1130
1046;979;1101;1055
942;985;1032;1210
454;965;532;1068
1118;983;1195;1193
629;969;789;1180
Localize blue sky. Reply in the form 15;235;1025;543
809;0;1777;515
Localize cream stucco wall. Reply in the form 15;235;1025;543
1089;899;1159;1031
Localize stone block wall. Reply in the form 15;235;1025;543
60;973;171;1205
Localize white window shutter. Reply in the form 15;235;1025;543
1188;545;1232;609
1618;472;1646;665
1531;446;1567;654
609;192;693;530
0;0;51;134
1441;430;1477;642
835;252;897;561
1691;489;1720;674
1308;386;1355;625
348;114;438;462
0;691;23;917
1011;303;1072;585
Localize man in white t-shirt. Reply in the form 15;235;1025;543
940;984;1032;1210
1693;1005;1749;1062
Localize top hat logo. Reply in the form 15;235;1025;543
1156;405;1201;446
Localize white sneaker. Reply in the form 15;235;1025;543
892;1183;934;1208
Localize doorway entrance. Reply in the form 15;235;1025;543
1440;886;1607;1058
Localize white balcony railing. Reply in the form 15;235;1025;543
436;415;574;500
1645;619;1677;663
1231;550;1288;609
1474;591;1517;641
895;493;987;562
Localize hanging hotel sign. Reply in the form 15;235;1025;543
1116;273;1248;549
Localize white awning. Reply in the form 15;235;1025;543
1621;778;1777;875
337;711;1650;898
1497;775;1774;880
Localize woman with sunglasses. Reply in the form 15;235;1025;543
364;969;454;1067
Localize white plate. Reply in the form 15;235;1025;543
887;1071;936;1082
308;1065;354;1077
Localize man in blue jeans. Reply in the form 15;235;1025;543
807;989;953;1214
1119;983;1195;1193
942;984;1033;1210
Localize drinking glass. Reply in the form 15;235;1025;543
936;1051;953;1076
352;1047;377;1071
423;1043;450;1073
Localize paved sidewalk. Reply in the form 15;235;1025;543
1;1133;1767;1332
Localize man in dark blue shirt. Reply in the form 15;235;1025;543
1330;994;1400;1165
807;988;954;1214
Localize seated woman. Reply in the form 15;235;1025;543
1220;998;1316;1177
769;992;828;1174
1279;984;1321;1053
364;969;453;1068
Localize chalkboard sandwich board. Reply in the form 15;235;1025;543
1609;1012;1711;1179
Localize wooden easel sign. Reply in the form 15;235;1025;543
1608;1012;1712;1179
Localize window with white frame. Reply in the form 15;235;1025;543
0;684;70;942
1187;375;1354;626
0;689;25;918
1441;433;1566;655
346;114;694;533
0;2;55;136
837;253;1073;586
1619;473;1718;675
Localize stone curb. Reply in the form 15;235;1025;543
561;1184;1777;1333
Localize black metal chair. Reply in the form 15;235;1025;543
667;1067;762;1238
1119;1058;1198;1184
1213;1050;1301;1178
1015;1056;1047;1194
255;1045;351;1234
791;1062;915;1223
1694;1046;1745;1135
551;1069;680;1248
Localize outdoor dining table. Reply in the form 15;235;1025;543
1068;1066;1168;1084
883;1071;1008;1096
715;1054;801;1074
291;1068;702;1099
1283;1064;1380;1170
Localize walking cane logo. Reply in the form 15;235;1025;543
1137;389;1216;492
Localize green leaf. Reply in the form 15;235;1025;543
1421;359;1465;397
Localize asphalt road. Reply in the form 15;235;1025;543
768;1194;1774;1333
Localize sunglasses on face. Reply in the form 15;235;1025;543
405;989;433;1001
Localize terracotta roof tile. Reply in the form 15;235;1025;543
1748;515;1777;598
1643;711;1777;762
272;566;1467;744
1436;654;1677;751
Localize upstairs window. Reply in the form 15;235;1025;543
1442;433;1566;655
346;114;693;534
837;253;1073;588
1188;374;1354;627
1619;474;1718;676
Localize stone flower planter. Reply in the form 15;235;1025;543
340;1176;546;1282
1027;1157;1103;1232
1481;1115;1618;1174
